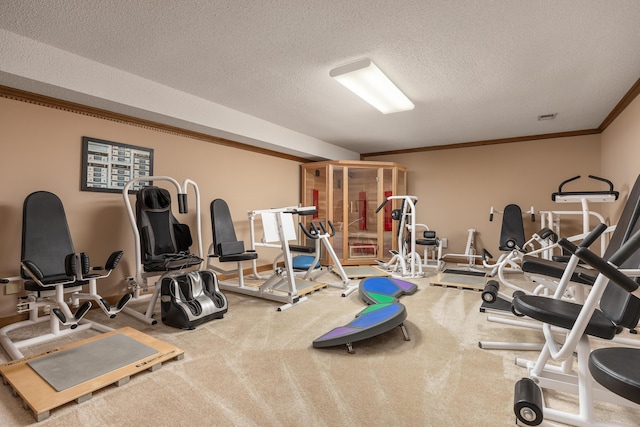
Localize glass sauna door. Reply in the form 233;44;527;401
346;167;379;260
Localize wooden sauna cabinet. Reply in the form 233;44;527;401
300;160;407;266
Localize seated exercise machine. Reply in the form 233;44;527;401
414;227;444;271
375;195;424;278
122;176;227;328
480;227;558;315
440;203;535;275
209;199;341;304
215;205;319;311
481;203;536;276
512;227;640;426
207;198;259;288
0;191;131;360
479;176;635;351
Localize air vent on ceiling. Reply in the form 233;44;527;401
537;113;557;121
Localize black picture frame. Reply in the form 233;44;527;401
81;136;154;193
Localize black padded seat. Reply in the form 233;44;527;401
143;256;202;272
23;276;88;292
512;295;617;340
589;347;640;405
416;230;439;247
521;255;596;285
288;244;316;253
219;251;257;263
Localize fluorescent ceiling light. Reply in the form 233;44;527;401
330;58;414;114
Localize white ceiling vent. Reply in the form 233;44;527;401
537;113;557;121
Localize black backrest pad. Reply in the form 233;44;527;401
136;186;179;260
211;199;241;256
601;175;640;328
603;174;640;261
500;204;525;249
22;191;75;278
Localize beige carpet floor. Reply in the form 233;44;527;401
0;269;639;426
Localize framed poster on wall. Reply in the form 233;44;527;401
81;136;153;193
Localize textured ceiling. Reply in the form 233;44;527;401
1;0;640;159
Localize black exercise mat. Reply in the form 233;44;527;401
443;269;486;277
28;333;158;391
480;296;513;313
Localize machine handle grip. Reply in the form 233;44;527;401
608;226;640;267
375;199;388;214
558;175;581;192
588;175;615;192
575;245;640;293
298;222;319;240
178;193;188;214
580;222;608;248
326;220;336;237
558;238;578;255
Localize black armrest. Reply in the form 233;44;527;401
573;227;640;293
105;250;124;270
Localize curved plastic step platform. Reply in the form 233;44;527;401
359;277;418;305
312;303;409;353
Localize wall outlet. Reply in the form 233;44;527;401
441;238;448;249
5;281;22;295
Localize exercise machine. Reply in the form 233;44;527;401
512;228;640;426
481;204;536;276
539;174;618;260
375;195;424;278
480;176;640;352
440;228;484;272
0;191;130;360
207;198;259;288
297;220;357;296
122;176;227;327
235;205;320;310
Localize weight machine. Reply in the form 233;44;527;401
540;175;618;259
374;195;424;278
243;206;320;310
440;228;484;272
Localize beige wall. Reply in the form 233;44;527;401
0;97;301;317
365;136;605;256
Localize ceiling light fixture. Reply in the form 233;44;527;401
330;58;414;114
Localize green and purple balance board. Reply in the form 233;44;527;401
312;302;407;351
358;277;418;305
